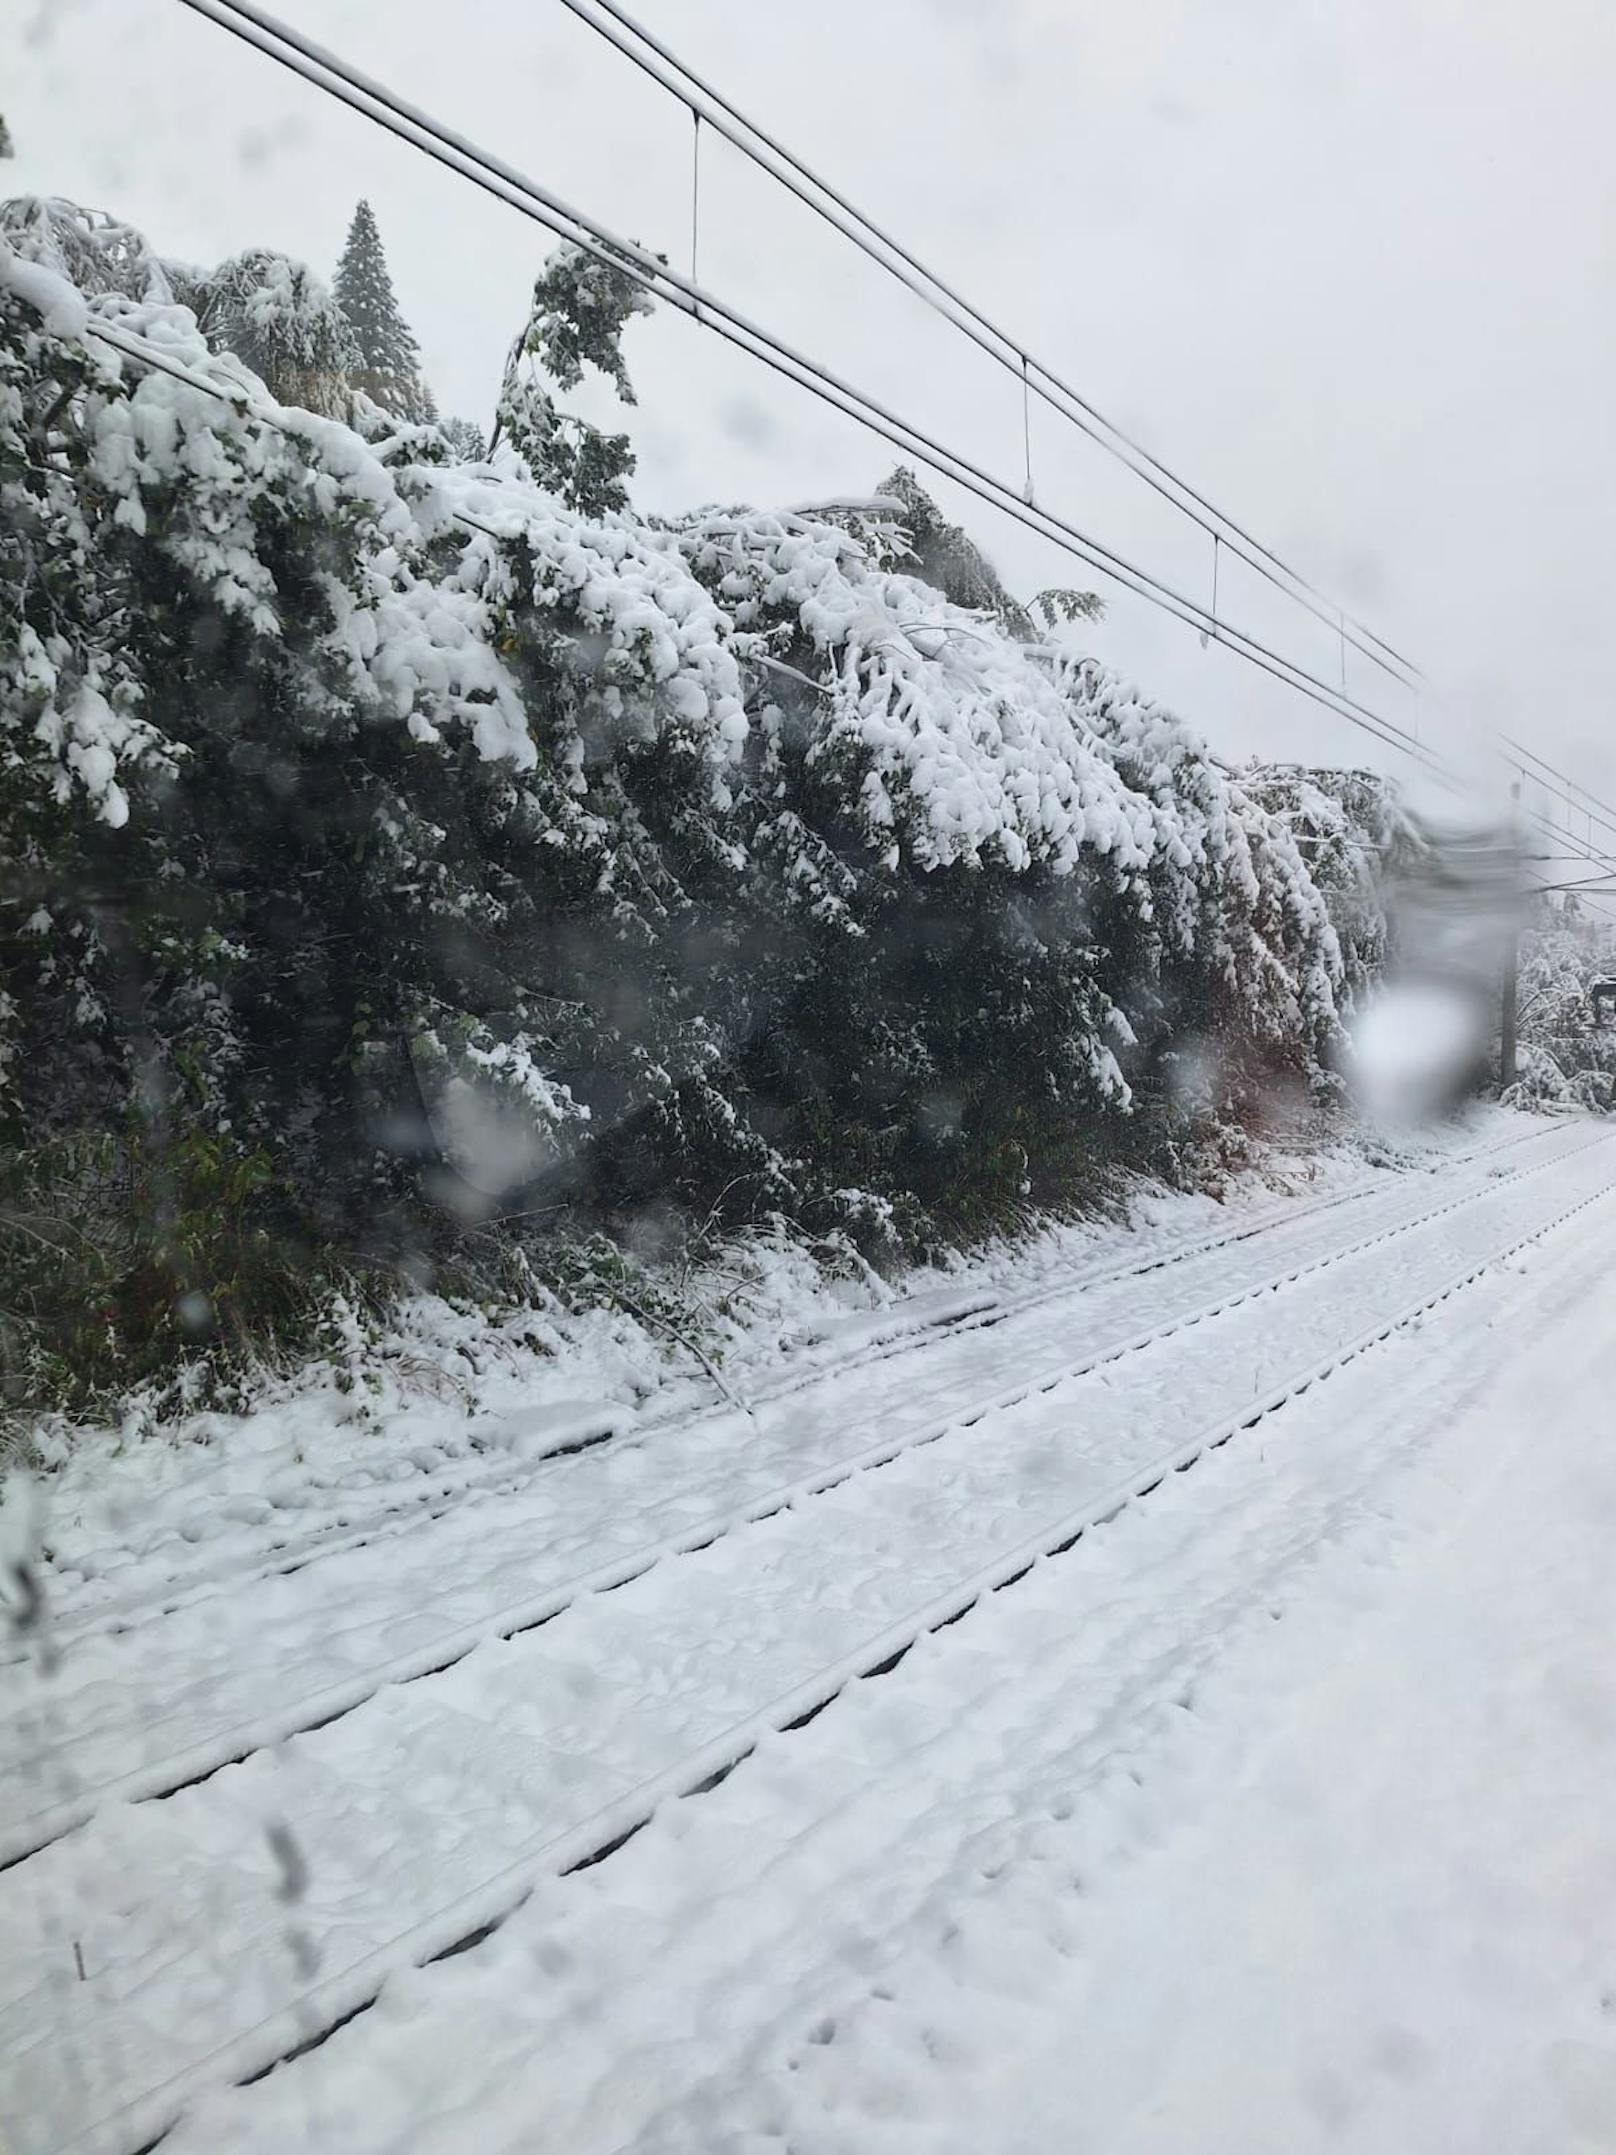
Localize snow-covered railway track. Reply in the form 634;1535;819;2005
3;1125;1612;2155
169;1150;1616;2155
0;1122;1590;1872
15;1118;1544;1669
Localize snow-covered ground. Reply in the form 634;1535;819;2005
6;1107;1522;1642
5;1107;1616;2155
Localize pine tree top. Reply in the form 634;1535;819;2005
334;199;421;378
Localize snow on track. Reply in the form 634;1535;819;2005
172;1117;1616;2155
0;1121;1585;1867
12;1112;1540;1669
2;1122;1612;2155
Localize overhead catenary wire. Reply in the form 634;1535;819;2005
1525;827;1616;905
63;319;1434;799
553;0;1425;694
1486;731;1616;924
556;0;1616;926
44;95;1616;943
132;0;1616;872
172;0;1447;779
1520;778;1616;865
1503;735;1616;857
1520;806;1616;923
1524;813;1616;880
1514;759;1616;878
66;241;1437;788
43;313;569;597
1531;867;1616;896
1473;763;1616;924
1523;803;1616;873
80;6;1616;957
1505;731;1616;819
71;313;1616;1013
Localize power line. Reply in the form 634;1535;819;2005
1503;735;1616;854
40;311;529;570
52;249;1616;938
555;0;1424;694
66;316;1434;792
173;0;1444;778
160;0;1616;868
23;61;1616;991
1507;756;1616;915
93;314;1616;937
1533;869;1616;895
1510;736;1616;822
179;0;1430;771
1523;797;1616;871
1522;776;1616;929
1521;807;1616;923
147;0;1616;906
1523;803;1616;872
559;0;1616;911
1514;760;1616;880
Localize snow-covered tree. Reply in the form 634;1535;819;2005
1507;907;1616;1109
332;198;431;421
864;467;1101;643
0;116;14;160
493;239;652;514
1;191;1422;1414
440;415;487;462
1243;764;1426;1014
0;195;172;302
1057;665;1347;1127
182;248;357;415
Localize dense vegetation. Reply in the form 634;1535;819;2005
1;197;1422;1419
1507;903;1616;1110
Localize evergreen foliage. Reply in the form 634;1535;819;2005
1507;905;1616;1110
440;415;488;462
493;240;653;513
0;195;171;303
332;198;431;421
183;247;358;415
1242;764;1425;1013
1;198;1421;1418
869;467;1102;641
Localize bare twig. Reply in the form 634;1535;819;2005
608;1285;752;1418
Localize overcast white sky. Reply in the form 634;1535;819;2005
11;0;1616;838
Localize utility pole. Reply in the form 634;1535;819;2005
1500;777;1521;1091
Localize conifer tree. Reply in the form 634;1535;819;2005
0;115;13;158
440;415;487;461
333;198;431;421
